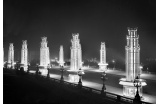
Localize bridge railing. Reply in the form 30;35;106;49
5;68;152;104
31;72;152;104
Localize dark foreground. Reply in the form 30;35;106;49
4;68;123;104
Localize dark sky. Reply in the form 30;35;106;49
3;0;156;63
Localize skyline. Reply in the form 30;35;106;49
3;0;156;63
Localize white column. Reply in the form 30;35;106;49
98;42;108;70
21;40;28;71
8;43;14;68
59;45;65;66
70;33;83;71
39;37;50;75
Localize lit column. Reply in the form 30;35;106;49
21;40;28;71
7;43;14;69
39;37;50;75
69;33;83;83
70;33;83;71
98;42;108;71
119;28;147;98
58;45;65;66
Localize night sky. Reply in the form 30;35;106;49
3;0;156;63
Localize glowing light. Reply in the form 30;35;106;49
29;70;36;73
119;79;147;86
68;74;79;82
67;70;78;72
49;73;61;79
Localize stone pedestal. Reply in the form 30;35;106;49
68;74;79;82
67;70;79;82
119;78;146;98
39;66;48;75
98;63;108;71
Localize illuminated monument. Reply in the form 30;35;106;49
70;33;83;71
7;43;14;68
39;37;50;75
68;34;83;82
58;45;65;66
119;28;146;98
98;42;108;71
21;40;28;71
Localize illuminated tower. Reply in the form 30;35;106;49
119;28;146;98
70;33;83;71
21;40;28;71
98;42;108;70
58;45;65;66
7;43;14;68
39;37;50;74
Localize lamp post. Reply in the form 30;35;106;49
112;60;115;70
133;76;141;103
101;71;107;96
27;63;30;74
36;64;39;75
77;68;84;89
60;65;64;82
47;64;50;78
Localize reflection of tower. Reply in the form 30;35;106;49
98;42;108;70
70;33;83;71
119;28;146;98
40;37;50;68
58;45;65;66
8;43;14;68
21;40;28;71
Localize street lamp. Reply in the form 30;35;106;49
77;68;85;89
60;65;64;82
47;64;50;78
133;76;142;102
36;64;39;75
27;63;30;74
101;71;107;96
112;60;115;70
